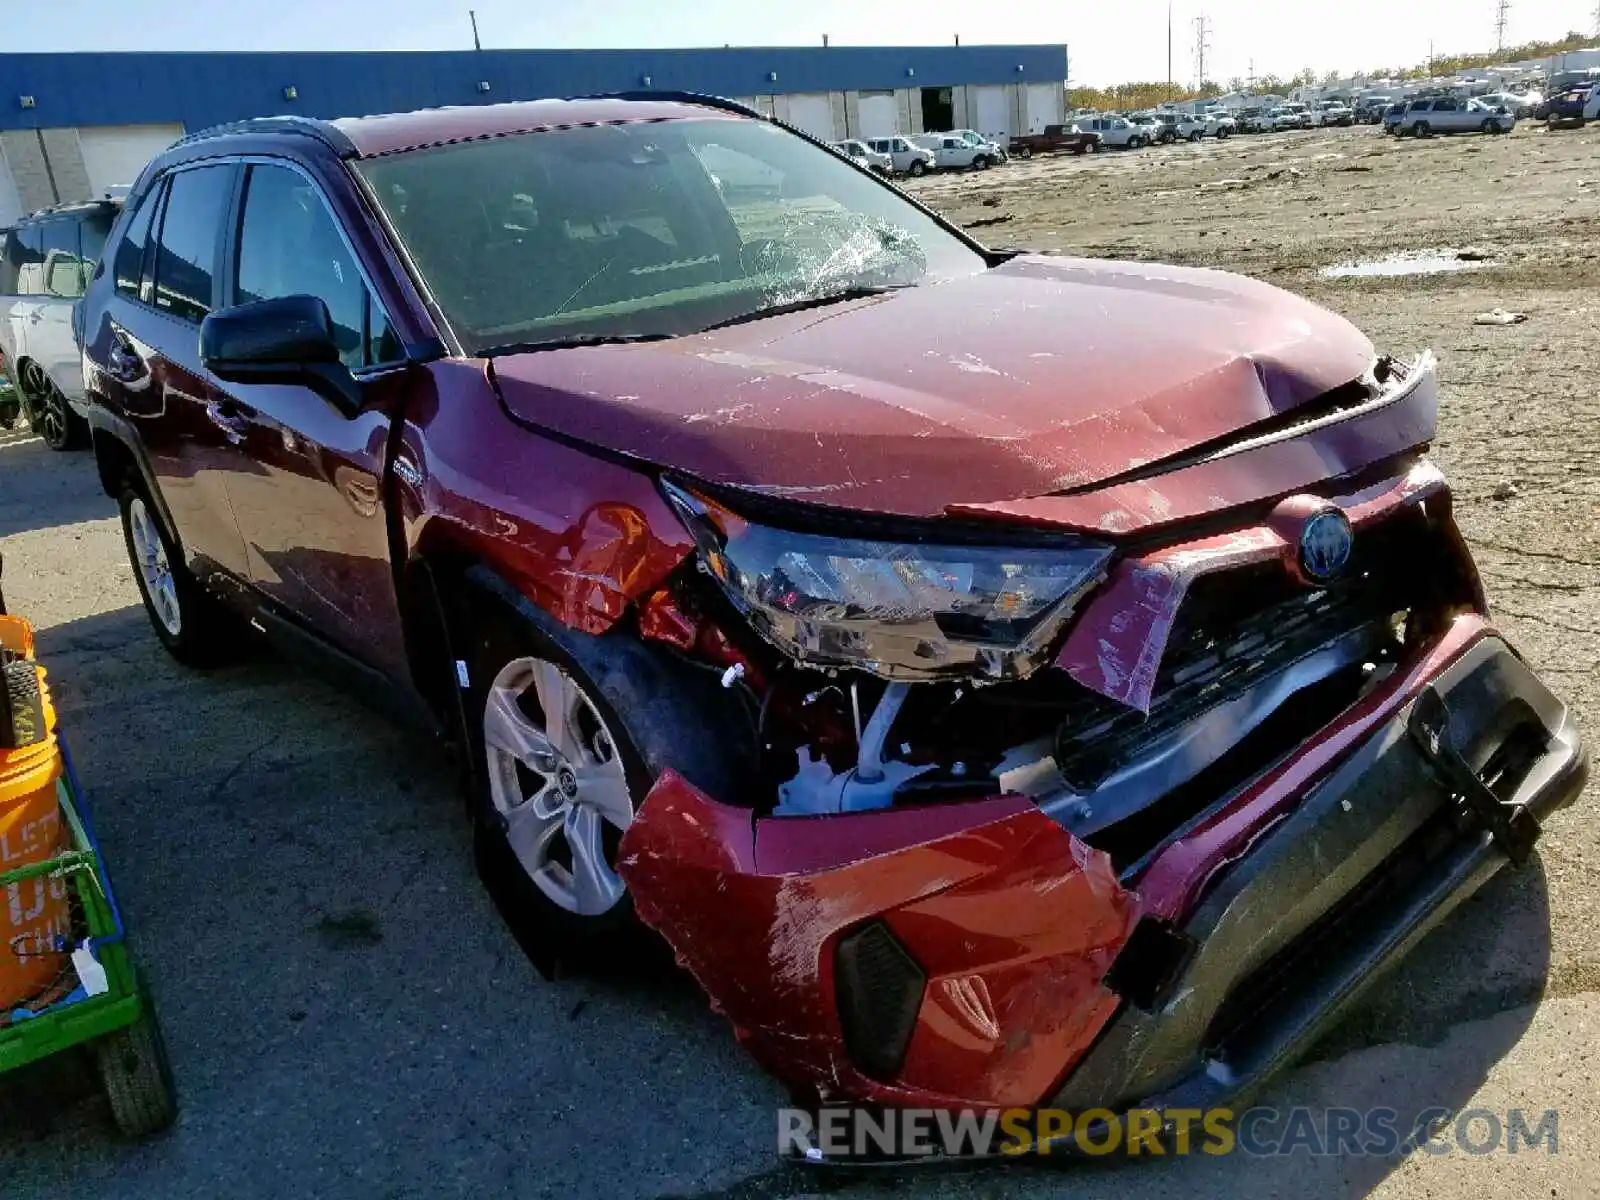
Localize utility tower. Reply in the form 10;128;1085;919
1193;14;1212;91
1494;0;1510;53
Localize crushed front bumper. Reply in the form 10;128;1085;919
618;616;1585;1155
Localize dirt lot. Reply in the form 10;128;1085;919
1;121;1597;1199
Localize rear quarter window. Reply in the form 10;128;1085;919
150;164;236;323
114;184;163;300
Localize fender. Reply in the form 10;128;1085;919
87;405;181;550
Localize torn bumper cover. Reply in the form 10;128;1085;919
617;615;1585;1154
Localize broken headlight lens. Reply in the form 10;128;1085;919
664;483;1113;681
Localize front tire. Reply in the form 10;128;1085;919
465;594;755;948
119;488;235;666
1188;129;1204;142
971;155;990;171
907;159;927;177
1414;121;1431;138
1016;144;1033;159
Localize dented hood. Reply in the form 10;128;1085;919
490;255;1377;518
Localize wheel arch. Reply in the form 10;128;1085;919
90;415;183;553
414;553;757;807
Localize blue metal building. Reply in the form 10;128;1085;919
0;46;1067;224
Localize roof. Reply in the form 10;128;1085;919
330;96;742;158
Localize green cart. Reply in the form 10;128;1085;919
0;742;176;1136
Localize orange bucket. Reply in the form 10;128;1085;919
0;615;70;1008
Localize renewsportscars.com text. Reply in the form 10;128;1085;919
780;1105;1560;1160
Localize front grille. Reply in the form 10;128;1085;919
1056;504;1442;797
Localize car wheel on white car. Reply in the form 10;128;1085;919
18;362;86;452
908;159;927;177
971;155;990;171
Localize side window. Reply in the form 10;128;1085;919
9;225;45;295
151;165;235;323
77;208;116;276
39;220;86;300
234;163;395;370
114;183;162;300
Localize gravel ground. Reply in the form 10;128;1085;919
0;120;1595;1198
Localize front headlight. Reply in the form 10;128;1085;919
664;483;1114;681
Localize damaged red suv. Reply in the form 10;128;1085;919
80;94;1584;1148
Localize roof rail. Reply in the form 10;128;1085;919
172;115;358;158
575;91;764;120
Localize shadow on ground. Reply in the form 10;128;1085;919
0;438;112;539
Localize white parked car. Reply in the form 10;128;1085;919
1586;88;1600;122
864;136;937;177
1200;109;1238;137
1172;112;1210;141
1268;106;1313;131
0;199;121;450
833;139;892;175
1074;116;1150;149
909;133;999;171
1398;95;1517;136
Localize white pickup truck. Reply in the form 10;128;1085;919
909;133;999;171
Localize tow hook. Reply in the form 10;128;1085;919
1407;687;1543;865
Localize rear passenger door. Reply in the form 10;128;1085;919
209;159;411;676
95;163;252;582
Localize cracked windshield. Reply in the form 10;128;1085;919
357;117;987;352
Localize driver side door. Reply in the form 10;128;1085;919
208;159;413;680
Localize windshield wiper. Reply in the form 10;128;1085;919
696;285;907;334
479;332;678;357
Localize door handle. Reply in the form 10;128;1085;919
205;399;253;444
106;340;145;382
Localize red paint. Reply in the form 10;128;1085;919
1055;461;1450;710
950;366;1439;535
619;776;1138;1109
489;256;1379;518
398;361;695;639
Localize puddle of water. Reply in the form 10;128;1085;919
1321;249;1495;278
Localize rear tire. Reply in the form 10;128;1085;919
118;488;237;667
97;1006;177;1138
18;364;86;452
1189;129;1203;142
1414;121;1431;138
1017;145;1033;159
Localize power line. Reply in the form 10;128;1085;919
1494;0;1510;53
1193;14;1212;89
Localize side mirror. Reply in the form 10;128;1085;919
200;295;363;416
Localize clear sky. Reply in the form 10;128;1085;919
7;0;1594;86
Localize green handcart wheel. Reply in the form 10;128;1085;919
95;1001;177;1137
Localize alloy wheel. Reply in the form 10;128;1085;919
482;656;635;917
128;497;181;636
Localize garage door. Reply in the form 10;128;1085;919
0;143;20;228
857;92;898;138
784;93;836;141
1025;83;1064;132
972;85;1011;143
77;124;184;197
